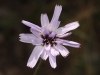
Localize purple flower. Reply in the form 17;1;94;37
19;5;80;68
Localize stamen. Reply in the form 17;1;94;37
42;33;56;46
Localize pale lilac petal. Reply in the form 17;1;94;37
49;32;56;38
56;32;72;38
22;20;41;32
51;5;62;22
27;46;43;68
63;40;80;48
44;44;51;51
47;5;62;31
55;40;63;44
30;28;41;37
41;51;48;60
53;21;60;29
50;5;62;28
56;39;80;48
19;34;35;43
56;21;79;35
48;21;60;31
41;14;49;27
41;27;50;37
49;54;56;68
50;47;59;56
54;44;69;57
32;38;43;45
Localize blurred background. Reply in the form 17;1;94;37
0;0;100;75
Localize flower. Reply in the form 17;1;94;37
19;5;80;69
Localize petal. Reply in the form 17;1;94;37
56;32;72;38
41;50;48;60
27;46;43;68
50;47;59;56
41;14;49;27
49;54;57;68
49;32;56;38
51;5;62;22
56;39;80;48
48;21;60;31
44;44;51;51
54;44;69;57
50;5;62;29
32;38;43;45
22;20;41;32
56;21;79;35
41;27;50;37
19;33;35;43
63;40;80;48
55;39;63;44
30;28;41;37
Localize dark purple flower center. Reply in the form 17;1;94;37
41;34;57;46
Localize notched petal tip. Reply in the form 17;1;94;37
63;51;70;58
27;60;35;68
19;33;35;43
74;21;79;26
55;4;62;8
77;43;81;48
19;33;24;37
51;63;57;69
49;54;57;69
19;33;25;39
52;65;56;69
27;64;33;68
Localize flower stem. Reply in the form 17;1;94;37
33;58;42;75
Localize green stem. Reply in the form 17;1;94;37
33;59;42;75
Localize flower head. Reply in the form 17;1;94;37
19;5;80;68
